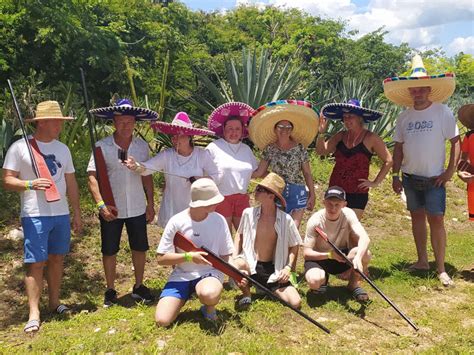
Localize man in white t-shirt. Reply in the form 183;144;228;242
87;99;157;306
232;172;302;309
304;186;371;302
384;55;460;287
155;178;233;326
2;101;82;333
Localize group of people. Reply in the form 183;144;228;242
3;55;473;333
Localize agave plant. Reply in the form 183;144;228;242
189;48;303;126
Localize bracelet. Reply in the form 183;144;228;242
25;180;33;190
135;162;146;174
327;250;333;260
284;264;292;271
184;252;192;262
96;200;106;210
391;172;400;178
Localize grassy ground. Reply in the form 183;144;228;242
0;158;473;353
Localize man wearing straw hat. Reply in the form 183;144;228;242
3;101;82;333
87;98;158;307
384;55;460;287
457;104;474;221
232;172;302;309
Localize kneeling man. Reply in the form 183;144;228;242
233;172;302;309
304;186;371;302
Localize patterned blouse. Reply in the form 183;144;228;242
262;143;308;184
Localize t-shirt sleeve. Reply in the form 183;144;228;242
392;111;405;143
442;106;459;140
304;213;320;248
202;149;221;182
63;147;75;174
218;215;234;256
157;218;177;254
345;209;369;241
205;142;217;160
2;141;21;172
286;215;302;247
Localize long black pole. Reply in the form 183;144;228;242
7;79;39;178
314;228;419;331
200;246;331;334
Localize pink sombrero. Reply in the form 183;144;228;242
207;102;255;138
152;112;214;136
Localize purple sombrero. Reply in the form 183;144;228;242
89;98;158;121
207;102;255;138
383;55;456;107
152;112;214;136
248;100;318;150
322;99;382;122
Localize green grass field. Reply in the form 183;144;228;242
0;161;473;353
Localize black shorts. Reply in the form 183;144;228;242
304;248;351;275
251;261;290;292
100;214;148;255
346;193;369;210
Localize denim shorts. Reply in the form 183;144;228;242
159;274;218;300
21;214;71;263
402;173;446;215
278;182;308;213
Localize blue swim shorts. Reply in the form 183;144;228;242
160;274;219;300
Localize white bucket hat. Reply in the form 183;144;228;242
189;178;224;208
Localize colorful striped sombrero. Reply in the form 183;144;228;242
89;98;158;121
383;55;456;107
248;100;319;150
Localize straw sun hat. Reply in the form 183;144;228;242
383;55;456;107
458;104;474;130
25;101;74;123
248;100;319;150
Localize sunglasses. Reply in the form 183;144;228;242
276;124;293;130
255;186;272;194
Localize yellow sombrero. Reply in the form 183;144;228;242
248;100;318;150
383;55;456;107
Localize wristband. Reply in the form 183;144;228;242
184;252;192;262
327;250;333;260
25;180;33;191
284;264;292;271
96;200;106;210
392;173;400;179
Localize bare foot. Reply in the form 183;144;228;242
407;261;430;271
438;272;454;287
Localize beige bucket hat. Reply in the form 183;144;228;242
189;178;224;208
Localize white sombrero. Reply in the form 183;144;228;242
383;55;456;107
248;100;319;150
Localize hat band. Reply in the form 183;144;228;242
411;67;427;75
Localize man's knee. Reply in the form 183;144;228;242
427;214;445;227
155;314;174;327
305;270;325;290
232;257;249;272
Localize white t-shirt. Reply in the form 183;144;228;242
304;207;368;252
141;147;220;227
3;137;75;217
393;103;459;177
237;206;302;283
87;135;150;219
206;138;258;196
157;209;234;282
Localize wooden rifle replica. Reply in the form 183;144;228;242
79;68;117;215
314;227;419;331
457;159;474;175
7;79;60;202
173;231;330;334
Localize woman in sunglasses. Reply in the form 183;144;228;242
249;100;319;229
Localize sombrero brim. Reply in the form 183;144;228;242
208;102;255;138
248;100;319;150
458;104;474;129
25;116;74;122
383;73;455;107
89;106;158;121
322;103;382;122
152;122;215;136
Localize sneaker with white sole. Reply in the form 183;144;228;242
131;284;154;303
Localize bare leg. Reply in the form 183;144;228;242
195;277;223;315
409;209;430;270
305;267;326;290
46;254;65;310
131;250;145;287
231;216;241;235
426;214;452;286
25;261;46;322
103;255;117;289
155;297;186;327
290;209;305;229
231;258;251;297
274;286;301;309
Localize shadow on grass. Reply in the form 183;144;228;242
176;308;244;336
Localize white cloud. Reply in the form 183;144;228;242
448;36;474;55
271;0;356;19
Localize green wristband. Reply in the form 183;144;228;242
184;252;192;262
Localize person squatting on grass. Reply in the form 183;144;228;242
2;101;82;333
385;55;460;287
232;172;302;309
87;99;157;307
155;178;234;326
304;186;371;302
